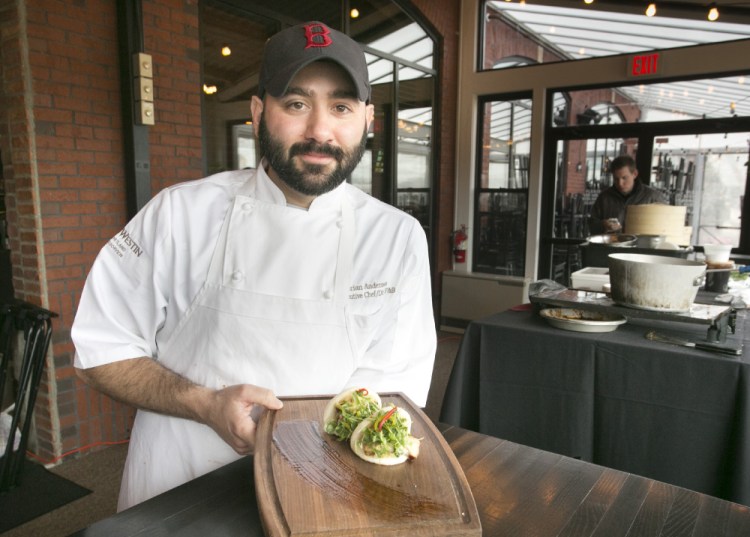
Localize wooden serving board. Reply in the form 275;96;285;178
254;393;481;537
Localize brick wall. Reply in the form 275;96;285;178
0;0;203;463
142;0;203;190
0;0;459;464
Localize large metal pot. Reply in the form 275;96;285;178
587;234;637;246
608;253;706;312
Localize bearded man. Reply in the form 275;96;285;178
72;21;436;511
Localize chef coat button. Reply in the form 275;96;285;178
242;202;253;212
231;270;244;282
323;290;333;299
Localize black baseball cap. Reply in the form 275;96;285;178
258;21;371;103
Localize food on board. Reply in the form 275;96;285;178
350;404;421;465
322;387;382;441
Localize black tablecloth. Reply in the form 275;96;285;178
440;307;750;506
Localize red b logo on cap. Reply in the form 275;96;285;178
304;24;332;48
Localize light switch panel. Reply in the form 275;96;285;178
133;53;153;78
135;77;154;102
137;101;155;125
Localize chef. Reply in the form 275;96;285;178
588;155;668;235
72;21;437;511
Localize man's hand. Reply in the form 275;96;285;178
604;218;622;232
200;384;284;455
76;358;283;455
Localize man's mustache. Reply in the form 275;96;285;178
289;142;345;161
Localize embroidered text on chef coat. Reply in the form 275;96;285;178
107;229;145;260
348;281;396;300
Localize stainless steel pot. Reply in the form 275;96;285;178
635;234;666;248
588;234;637;246
608;253;706;312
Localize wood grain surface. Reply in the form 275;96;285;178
254;394;481;537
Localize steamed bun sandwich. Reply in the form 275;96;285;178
322;387;382;441
350;404;421;465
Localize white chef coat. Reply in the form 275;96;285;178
72;164;436;509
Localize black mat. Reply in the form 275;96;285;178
0;458;92;532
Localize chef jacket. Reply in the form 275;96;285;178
72;164;436;508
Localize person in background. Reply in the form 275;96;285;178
71;21;436;511
589;154;668;235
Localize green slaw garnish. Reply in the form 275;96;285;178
324;388;380;441
357;406;409;459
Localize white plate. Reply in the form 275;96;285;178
539;308;627;333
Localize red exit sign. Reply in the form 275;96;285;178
629;52;661;77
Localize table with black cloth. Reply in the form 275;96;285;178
440;306;750;507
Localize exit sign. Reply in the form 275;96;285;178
629;52;661;77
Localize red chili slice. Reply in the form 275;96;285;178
377;406;398;431
356;388;369;396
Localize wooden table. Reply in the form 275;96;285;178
72;423;750;536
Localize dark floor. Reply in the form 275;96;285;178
3;331;462;537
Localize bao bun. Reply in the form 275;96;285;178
350;405;416;466
322;387;382;439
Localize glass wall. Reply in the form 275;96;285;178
476;1;750;283
482;1;750;71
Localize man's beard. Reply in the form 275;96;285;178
258;115;368;197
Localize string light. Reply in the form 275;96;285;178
221;45;231;56
584;0;594;4
708;3;719;21
350;8;360;18
645;3;656;17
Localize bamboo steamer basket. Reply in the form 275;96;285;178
625;204;689;245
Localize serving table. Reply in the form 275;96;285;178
71;423;750;536
440;304;750;507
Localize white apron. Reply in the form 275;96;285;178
118;178;357;511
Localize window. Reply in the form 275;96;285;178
473;95;531;276
482;1;750;71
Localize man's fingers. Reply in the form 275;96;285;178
251;386;283;410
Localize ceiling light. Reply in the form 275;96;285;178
708;3;719;21
584;0;594;4
203;84;218;95
221;45;231;57
645;3;656;17
350;8;360;19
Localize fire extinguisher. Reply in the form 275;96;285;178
452;225;468;263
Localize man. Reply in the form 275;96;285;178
72;21;436;511
588;154;668;234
